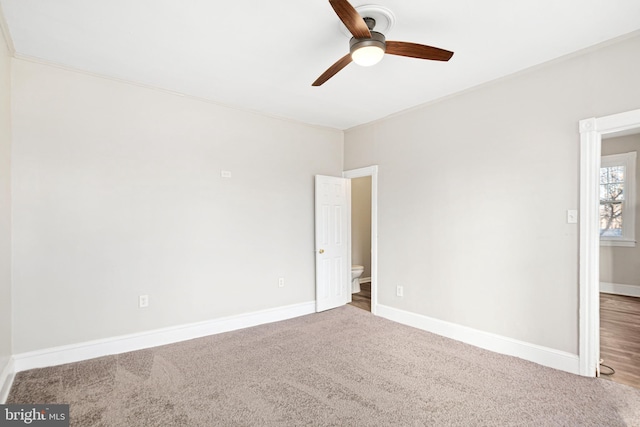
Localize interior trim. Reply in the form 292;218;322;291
0;357;14;403
377;304;580;375
600;282;640;298
343;165;379;315
579;108;640;377
12;301;315;374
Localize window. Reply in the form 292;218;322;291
600;151;636;246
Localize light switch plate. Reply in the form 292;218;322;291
567;210;578;224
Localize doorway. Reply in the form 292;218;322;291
579;108;640;377
343;166;378;315
598;133;640;388
349;175;372;312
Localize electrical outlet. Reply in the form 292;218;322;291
278;277;285;288
396;286;404;297
139;294;149;308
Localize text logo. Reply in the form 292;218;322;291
0;405;69;427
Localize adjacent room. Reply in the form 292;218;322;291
1;0;640;425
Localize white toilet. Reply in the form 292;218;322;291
351;265;364;293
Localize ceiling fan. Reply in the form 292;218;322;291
312;0;454;86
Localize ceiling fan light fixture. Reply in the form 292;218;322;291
351;45;385;66
349;31;386;67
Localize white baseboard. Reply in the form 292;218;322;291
376;304;580;375
13;301;316;373
600;282;640;298
359;277;371;284
0;357;15;404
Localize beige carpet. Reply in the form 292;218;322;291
8;305;640;426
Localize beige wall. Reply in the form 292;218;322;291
600;134;640;287
351;176;371;278
0;26;12;372
11;59;343;353
344;33;640;354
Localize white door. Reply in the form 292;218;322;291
315;175;350;312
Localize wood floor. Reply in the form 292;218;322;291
349;282;371;312
600;293;640;389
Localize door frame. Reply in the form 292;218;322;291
343;165;379;315
579;108;640;377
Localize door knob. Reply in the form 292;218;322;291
319;249;325;254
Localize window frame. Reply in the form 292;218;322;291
599;151;637;247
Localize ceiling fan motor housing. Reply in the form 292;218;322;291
349;31;386;55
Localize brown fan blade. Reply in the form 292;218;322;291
312;53;353;86
329;0;371;39
386;41;454;61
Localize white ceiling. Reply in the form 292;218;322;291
1;0;639;130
